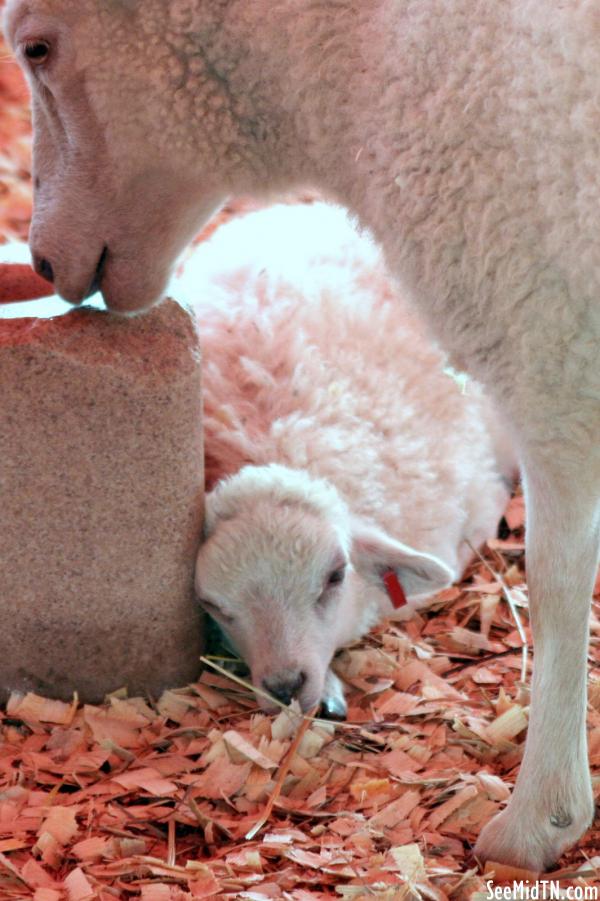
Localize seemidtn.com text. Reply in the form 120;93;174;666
486;882;598;901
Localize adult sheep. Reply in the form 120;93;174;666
177;201;513;720
4;0;600;871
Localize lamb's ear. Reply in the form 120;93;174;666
203;478;244;539
203;489;227;539
349;522;454;599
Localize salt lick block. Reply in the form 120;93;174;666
0;299;205;702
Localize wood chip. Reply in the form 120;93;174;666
64;868;95;901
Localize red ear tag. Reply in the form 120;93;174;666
382;569;407;609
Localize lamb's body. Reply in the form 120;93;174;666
5;0;600;871
187;201;511;720
183;203;509;586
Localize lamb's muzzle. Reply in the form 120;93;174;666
262;670;307;707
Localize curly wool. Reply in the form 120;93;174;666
175;202;512;582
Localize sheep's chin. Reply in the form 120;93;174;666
99;259;169;315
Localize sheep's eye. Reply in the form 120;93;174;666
24;40;50;64
327;567;346;586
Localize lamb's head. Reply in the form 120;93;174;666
195;465;453;716
3;0;290;313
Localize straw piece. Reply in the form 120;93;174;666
245;710;315;840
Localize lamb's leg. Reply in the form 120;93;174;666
474;459;598;870
320;666;347;720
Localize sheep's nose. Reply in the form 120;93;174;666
32;247;108;300
33;255;54;284
262;671;307;706
85;246;108;298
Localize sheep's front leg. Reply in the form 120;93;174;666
475;462;598;870
320;666;348;720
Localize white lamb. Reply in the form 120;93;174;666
6;0;600;869
177;202;513;719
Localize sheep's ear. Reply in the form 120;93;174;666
349;522;454;600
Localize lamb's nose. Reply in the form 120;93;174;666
33;256;54;284
262;671;307;706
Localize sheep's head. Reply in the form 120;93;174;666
4;0;280;313
195;465;453;715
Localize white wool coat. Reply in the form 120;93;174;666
175;203;513;596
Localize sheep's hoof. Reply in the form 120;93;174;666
319;695;347;720
319;667;347;720
474;795;594;871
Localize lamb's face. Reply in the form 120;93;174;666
195;500;350;714
3;0;251;313
195;465;455;715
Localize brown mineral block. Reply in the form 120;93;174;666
0;298;205;702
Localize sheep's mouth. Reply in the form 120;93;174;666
85;245;108;299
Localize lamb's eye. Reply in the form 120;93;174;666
327;567;346;586
198;597;234;624
317;566;346;607
24;40;50;65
